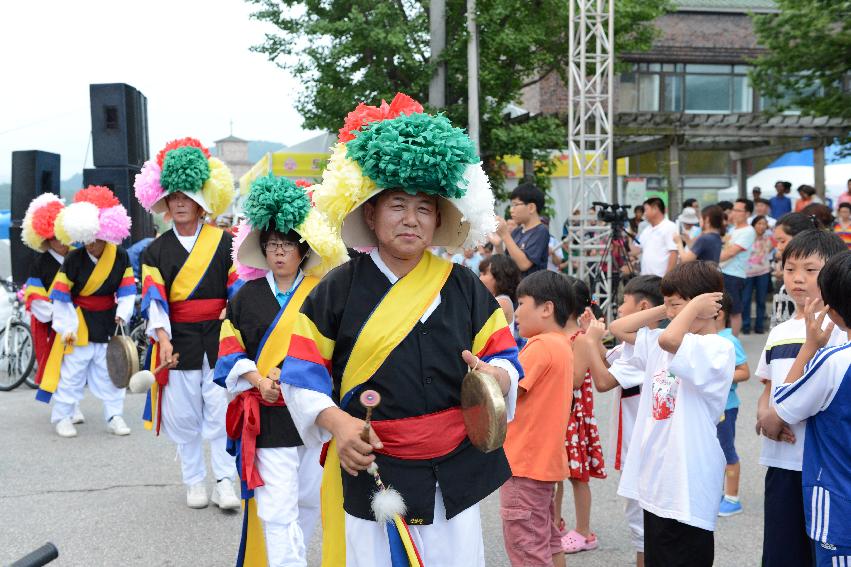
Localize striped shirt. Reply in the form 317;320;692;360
775;340;851;548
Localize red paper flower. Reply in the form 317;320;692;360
31;200;64;239
156;137;210;168
74;185;120;209
338;93;424;143
295;179;312;188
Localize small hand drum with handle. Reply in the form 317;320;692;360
107;325;139;389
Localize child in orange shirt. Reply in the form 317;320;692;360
501;271;575;567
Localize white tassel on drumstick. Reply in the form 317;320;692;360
359;390;407;522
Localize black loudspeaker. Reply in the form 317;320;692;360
83;167;154;244
10;150;61;220
10;150;61;284
90;83;149;168
9;227;37;285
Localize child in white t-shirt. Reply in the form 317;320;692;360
755;229;849;567
578;274;663;567
610;261;734;567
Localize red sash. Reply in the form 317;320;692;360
226;389;285;490
74;294;116;311
31;318;55;386
169;298;226;323
371;406;467;461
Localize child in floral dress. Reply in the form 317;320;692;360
555;276;606;554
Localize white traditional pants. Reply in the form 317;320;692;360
160;356;235;485
344;486;485;567
51;343;125;423
624;496;645;552
254;445;323;567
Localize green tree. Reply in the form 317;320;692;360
247;0;668;197
751;0;851;120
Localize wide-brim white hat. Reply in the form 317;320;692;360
236;227;322;273
150;190;212;216
340;188;469;250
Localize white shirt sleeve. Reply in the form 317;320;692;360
663;223;678;252
226;358;258;394
51;301;79;336
116;293;135;325
146;300;172;340
669;333;735;395
489;357;520;422
280;384;335;447
774;345;848;425
30;299;53;323
609;341;644;390
755;341;770;383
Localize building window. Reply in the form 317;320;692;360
620;63;754;114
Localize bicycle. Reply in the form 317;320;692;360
0;280;36;391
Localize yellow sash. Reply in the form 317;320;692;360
169;224;223;302
321;251;453;567
39;243;117;397
239;275;319;567
256;276;319;377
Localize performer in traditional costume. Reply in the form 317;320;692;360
214;174;348;567
36;186;135;438
133;137;241;510
280;94;523;567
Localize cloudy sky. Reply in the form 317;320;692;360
0;0;318;183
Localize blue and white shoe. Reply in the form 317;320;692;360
718;497;743;517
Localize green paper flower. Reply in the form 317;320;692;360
345;113;478;199
244;174;311;234
160;146;211;194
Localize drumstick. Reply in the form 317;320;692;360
360;390;381;443
154;352;180;373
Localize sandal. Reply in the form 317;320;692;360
561;530;599;554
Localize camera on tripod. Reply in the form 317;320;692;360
592;202;630;224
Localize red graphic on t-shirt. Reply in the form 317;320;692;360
651;369;679;420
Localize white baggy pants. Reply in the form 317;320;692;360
254;445;323;567
344;486;485;567
51;343;125;423
160;356;235;485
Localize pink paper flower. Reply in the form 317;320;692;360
134;160;164;211
232;220;267;281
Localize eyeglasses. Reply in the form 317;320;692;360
263;241;298;253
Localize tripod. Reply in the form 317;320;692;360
586;222;639;317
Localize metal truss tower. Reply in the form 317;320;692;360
567;0;616;319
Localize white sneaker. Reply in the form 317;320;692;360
211;479;241;510
186;483;209;509
72;406;85;424
107;415;131;436
55;417;77;438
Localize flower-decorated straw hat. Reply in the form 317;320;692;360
21;194;65;251
313;93;496;251
54;186;131;245
232;174;348;281
134;137;233;218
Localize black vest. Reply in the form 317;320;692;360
142;227;234;370
301;255;512;524
226;278;304;448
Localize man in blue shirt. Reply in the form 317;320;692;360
769;181;793;220
495;182;550;278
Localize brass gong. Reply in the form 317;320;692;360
107;326;139;389
461;369;507;453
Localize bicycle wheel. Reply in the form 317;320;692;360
0;326;24;391
0;322;35;391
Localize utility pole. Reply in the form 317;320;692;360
429;0;446;108
466;0;481;155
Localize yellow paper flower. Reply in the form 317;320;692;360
202;157;235;218
312;143;377;229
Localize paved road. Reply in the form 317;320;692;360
1;333;770;566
